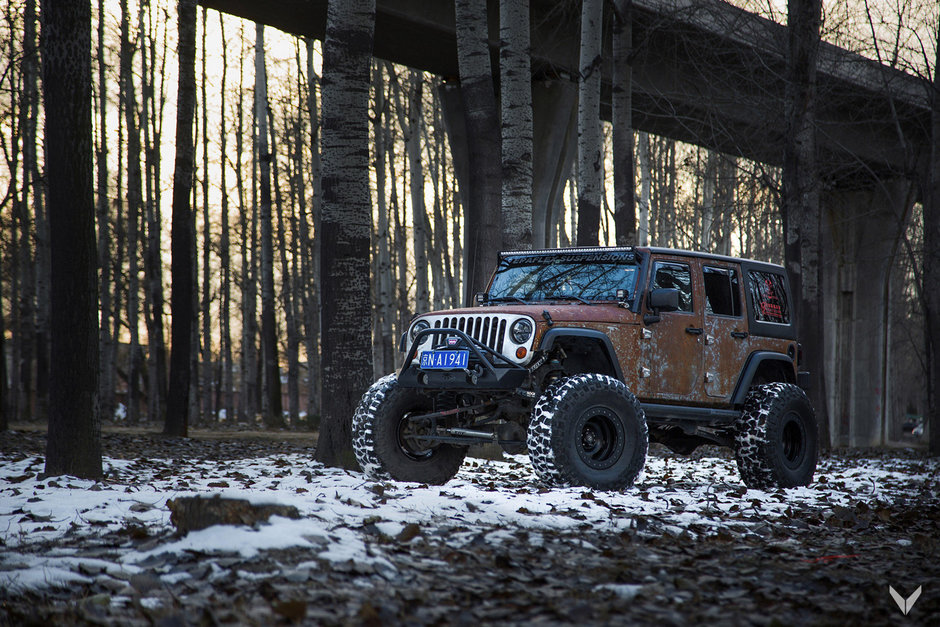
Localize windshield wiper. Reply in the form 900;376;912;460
485;295;530;305
545;294;593;305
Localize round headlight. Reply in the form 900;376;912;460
510;319;533;344
410;319;430;341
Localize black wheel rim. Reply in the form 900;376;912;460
780;411;806;469
397;411;434;461
575;406;625;470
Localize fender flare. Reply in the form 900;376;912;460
539;328;624;382
731;351;796;405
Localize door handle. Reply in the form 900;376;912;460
685;327;703;335
731;331;748;339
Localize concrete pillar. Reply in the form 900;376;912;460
438;82;470;207
532;80;578;248
441;79;579;251
821;180;914;447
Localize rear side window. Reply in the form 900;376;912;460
748;271;790;324
703;266;741;316
651;261;693;312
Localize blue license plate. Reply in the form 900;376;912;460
420;350;469;370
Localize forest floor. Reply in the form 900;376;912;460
0;424;938;626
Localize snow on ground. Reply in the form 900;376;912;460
1;442;937;594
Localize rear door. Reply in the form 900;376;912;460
702;264;749;399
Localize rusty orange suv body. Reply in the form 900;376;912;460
354;247;816;490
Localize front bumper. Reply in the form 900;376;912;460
398;328;529;391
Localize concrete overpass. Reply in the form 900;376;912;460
201;0;933;447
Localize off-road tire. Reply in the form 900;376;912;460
527;374;648;490
352;375;466;484
734;382;818;489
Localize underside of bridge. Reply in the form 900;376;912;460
201;0;931;447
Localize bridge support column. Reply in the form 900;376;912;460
439;79;578;250
532;79;578;248
821;180;914;447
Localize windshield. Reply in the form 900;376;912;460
487;251;639;303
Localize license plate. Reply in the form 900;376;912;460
420;350;469;370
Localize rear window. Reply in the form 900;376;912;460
748;270;790;324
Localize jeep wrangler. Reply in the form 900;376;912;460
353;247;818;491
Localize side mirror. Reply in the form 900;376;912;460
475;292;488;304
649;288;680;312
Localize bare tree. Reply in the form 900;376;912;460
200;6;213;422
140;1;167;425
302;37;322;424
500;0;533;250
95;0;115;425
42;0;101;478
391;69;430;311
119;0;142;423
576;0;603;246
235;26;258;422
269;109;301;424
316;0;376;468
164;0;198;437
218;13;233;423
637;131;651;245
372;62;395;375
254;24;283;427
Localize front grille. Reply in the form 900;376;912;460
434;315;507;354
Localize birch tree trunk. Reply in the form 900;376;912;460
42;0;101;478
499;0;532;250
390;123;409;337
316;0;376;469
372;63;395;374
455;0;501;302
717;156;736;256
783;0;828;449
701;150;717;252
218;13;233;423
254;24;284;427
164;0;197;437
576;0;603;246
141;3;167;424
637;131;651;245
394;70;430;312
612;0;636;246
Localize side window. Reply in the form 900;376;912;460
748;270;790;324
651;261;693;312
703;266;741;317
